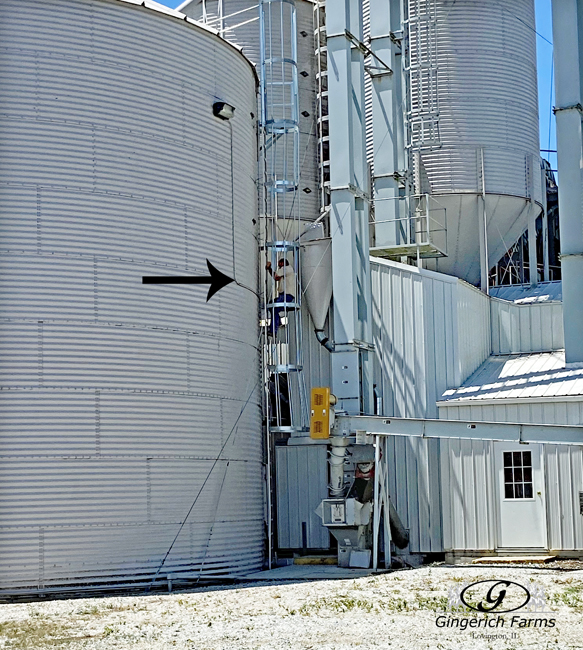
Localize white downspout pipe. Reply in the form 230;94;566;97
552;0;583;363
328;436;350;497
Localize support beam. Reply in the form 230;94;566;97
528;202;539;286
542;165;550;282
370;0;404;248
478;196;489;294
479;149;489;294
327;0;374;414
335;415;583;445
552;0;583;363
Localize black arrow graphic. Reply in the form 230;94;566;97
142;259;235;302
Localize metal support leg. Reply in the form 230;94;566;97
541;166;550;282
528;202;539;286
372;435;380;570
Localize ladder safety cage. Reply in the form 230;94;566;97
313;0;330;214
403;0;441;152
259;0;309;440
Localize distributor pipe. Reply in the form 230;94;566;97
388;500;410;549
315;328;335;352
329;437;350;496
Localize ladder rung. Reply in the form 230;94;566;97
268;364;303;373
265;301;300;310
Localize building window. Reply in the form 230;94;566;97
503;451;533;499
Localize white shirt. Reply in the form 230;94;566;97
275;265;296;295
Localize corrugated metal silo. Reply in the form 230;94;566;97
0;0;262;594
408;0;542;285
179;0;320;219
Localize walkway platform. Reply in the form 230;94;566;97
472;556;557;565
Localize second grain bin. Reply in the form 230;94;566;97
377;0;543;287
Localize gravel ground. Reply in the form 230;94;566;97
1;565;583;650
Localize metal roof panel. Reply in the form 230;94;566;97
489;281;562;303
440;351;583;403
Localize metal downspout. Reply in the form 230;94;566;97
552;0;583;363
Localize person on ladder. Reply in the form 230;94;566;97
266;257;295;336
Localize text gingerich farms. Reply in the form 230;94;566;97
435;615;556;630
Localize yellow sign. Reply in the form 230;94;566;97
310;387;331;439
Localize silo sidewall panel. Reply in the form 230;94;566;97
0;0;262;592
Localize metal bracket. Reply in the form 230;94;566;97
373;170;407;183
553;103;583;116
329;183;370;201
344;30;393;77
351;339;376;352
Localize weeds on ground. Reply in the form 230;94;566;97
381;597;409;612
297;594;375;615
76;601;146;617
0;619;77;649
550;583;583;611
414;595;449;612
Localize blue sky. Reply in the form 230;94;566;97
157;0;556;168
534;0;556;170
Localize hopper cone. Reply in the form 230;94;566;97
300;238;332;331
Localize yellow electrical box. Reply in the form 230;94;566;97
310;387;331;439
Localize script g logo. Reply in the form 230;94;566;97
460;580;531;614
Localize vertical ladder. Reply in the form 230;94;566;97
259;0;309;436
404;0;441;152
314;0;330;214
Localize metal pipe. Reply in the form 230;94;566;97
328;436;350;496
315;328;335;352
388;500;409;549
552;0;583;363
372;436;380;570
335;414;583;446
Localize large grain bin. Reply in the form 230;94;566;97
0;0;262;594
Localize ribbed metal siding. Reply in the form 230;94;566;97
457;282;491;384
384;435;443;553
440;439;583;553
275;444;330;549
440;439;495;552
545;445;583;551
439;401;583;428
371;258;491;420
490;299;564;355
414;0;540;199
296;0;319;216
299;303;332;396
180;0;320;218
0;0;262;593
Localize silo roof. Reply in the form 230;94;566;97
109;0;258;81
439;350;583;404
